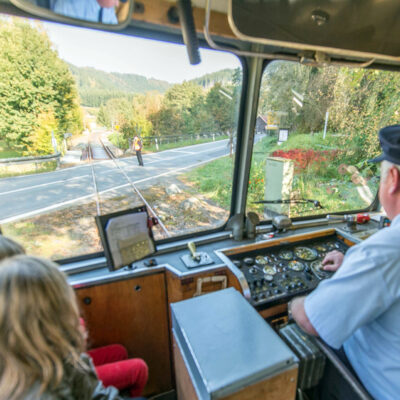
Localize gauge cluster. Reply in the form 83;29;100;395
229;237;349;307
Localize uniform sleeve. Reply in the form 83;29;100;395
304;244;395;349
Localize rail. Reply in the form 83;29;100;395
0;152;61;166
99;138;171;238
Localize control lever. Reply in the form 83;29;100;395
327;214;370;232
188;241;200;261
327;215;357;231
180;241;214;269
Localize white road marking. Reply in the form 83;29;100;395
0;153;229;224
167;150;196;154
0;175;90;196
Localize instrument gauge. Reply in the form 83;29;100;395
264;274;274;281
255;255;268;266
311;260;333;279
249;267;258;274
233;260;242;268
288;260;305;272
325;241;340;251
294;246;318;261
278;250;293;260
243;257;254;265
314;244;327;253
263;266;276;276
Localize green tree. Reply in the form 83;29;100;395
25;111;58;155
0;19;83;151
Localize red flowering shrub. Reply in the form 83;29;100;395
271;149;338;172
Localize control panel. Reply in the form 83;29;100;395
222;235;349;307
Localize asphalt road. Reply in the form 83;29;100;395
0;139;231;224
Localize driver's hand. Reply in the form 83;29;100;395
322;250;344;272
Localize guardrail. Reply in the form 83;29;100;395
0;152;61;168
139;132;226;150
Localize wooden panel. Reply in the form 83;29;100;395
76;273;171;396
173;336;199;400
258;303;287;320
173;335;297;400
223;229;337;256
224;366;297;400
133;0;235;38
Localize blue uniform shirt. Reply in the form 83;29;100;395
53;0;118;24
305;215;400;400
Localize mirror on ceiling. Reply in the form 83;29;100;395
10;0;133;27
229;0;400;62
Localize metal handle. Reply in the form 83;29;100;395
193;276;227;297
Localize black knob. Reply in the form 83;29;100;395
282;273;288;279
274;289;281;295
252;295;258;302
83;297;91;305
285;285;290;291
259;293;266;299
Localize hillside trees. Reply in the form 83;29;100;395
260;61;400;162
0;19;82;153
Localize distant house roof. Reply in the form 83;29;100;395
258;115;268;124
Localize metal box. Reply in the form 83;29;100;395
171;288;298;400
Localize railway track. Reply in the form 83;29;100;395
87;137;171;238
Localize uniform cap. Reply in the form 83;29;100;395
369;125;400;164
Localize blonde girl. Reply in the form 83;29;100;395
0;255;125;400
0;235;25;261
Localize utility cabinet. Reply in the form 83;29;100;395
171;288;298;400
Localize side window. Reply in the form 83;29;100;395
0;17;242;260
247;61;391;220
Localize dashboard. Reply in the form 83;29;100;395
217;230;351;309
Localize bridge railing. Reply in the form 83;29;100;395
0;153;61;175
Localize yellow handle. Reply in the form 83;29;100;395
188;241;199;260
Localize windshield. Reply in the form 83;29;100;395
247;60;389;220
0;17;241;260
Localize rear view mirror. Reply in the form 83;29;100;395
10;0;134;29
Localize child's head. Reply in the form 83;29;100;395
0;255;86;399
0;235;25;261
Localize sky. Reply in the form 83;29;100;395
43;21;241;83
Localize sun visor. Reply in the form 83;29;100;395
228;0;400;64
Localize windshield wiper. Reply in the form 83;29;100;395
253;198;324;209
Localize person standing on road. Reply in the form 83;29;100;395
133;135;144;166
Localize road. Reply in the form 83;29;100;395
0;139;231;224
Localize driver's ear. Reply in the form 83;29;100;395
388;166;400;194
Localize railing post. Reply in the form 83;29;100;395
155;138;159;150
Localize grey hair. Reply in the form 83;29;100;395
381;160;400;181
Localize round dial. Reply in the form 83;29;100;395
325;241;340;251
243;257;254;265
233;260;242;268
264;274;274;281
294;246;318;261
311;260;332;278
278;250;293;260
255;255;268;266
249;267;258;274
288;260;305;271
314;244;327;253
263;266;276;275
310;260;324;272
